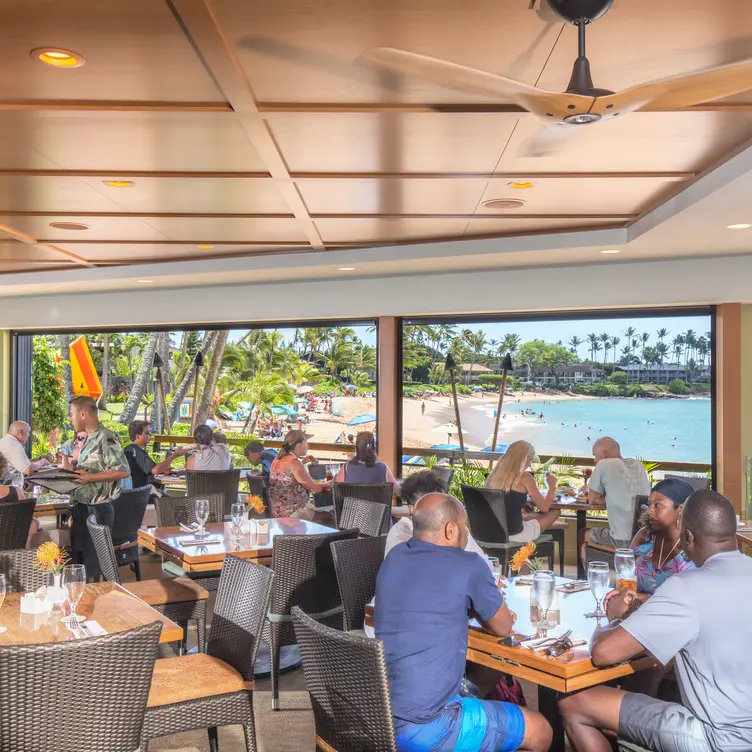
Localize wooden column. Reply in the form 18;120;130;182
377;317;400;476
716;303;743;510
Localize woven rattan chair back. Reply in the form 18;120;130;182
0;549;50;593
664;473;711;492
292;606;397;751
87;515;122;584
246;475;269;515
0;499;36;551
111;485;150;545
585;544;615;567
462;485;511;544
154;493;225;527
331;482;393;527
633;494;649;537
187;469;241;517
339;497;389;538
207;554;274;681
331;535;386;631
0;621;161;752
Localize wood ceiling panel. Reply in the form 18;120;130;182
0;240;71;263
2;215;169;242
298;178;488;214
268;113;517;173
0;176;121;212
465;217;625;237
0;0;224;102
0;112;268;171
52;243;305;263
498;112;752;173
214;0;561;104
314;217;468;243
131;217;308;243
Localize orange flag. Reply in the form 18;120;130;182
69;336;103;400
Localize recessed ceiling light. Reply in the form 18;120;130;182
49;221;89;231
482;198;527;210
31;48;86;68
138;279;153;284
197;245;215;249
726;223;751;229
338;267;355;271
507;181;535;190
600;249;621;254
103;180;135;188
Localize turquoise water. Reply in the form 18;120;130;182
458;397;711;463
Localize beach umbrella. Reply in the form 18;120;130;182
296;385;315;395
348;413;377;426
430;444;463;451
435;423;466;436
444;354;466;456
401;455;426;466
272;404;298;417
481;443;509;453
344;384;358;391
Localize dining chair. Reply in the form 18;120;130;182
264;528;359;710
0;499;36;551
87;515;209;653
461;485;555;573
0;621;161;752
0;548;50;592
110;485;151;580
585;494;648;567
292;606;397;752
338;497;389;537
141;555;274;752
664;473;711;492
154;492;225;527
331;534;386;632
187;469;241;517
308;463;327;481
331;482;393;527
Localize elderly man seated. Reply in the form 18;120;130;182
560;490;752;752
0;420;51;479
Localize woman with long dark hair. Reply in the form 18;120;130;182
333;431;399;492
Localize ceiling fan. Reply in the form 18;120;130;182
364;0;752;145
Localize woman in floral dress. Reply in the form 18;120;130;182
268;429;332;518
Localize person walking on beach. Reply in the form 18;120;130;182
421;401;426;416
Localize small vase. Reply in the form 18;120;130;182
44;572;67;607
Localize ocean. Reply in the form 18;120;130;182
441;397;711;463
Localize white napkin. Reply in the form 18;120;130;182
177;537;222;546
179;523;201;533
82;620;107;636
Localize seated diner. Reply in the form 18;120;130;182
123;420;187;495
333;430;399;493
243;440;278;485
185;425;231;471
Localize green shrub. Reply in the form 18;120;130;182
608;370;628;385
668;378;690;395
450;462;490;500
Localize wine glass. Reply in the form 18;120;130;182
61;564;86;624
195;498;210;538
231;502;245;537
0;574;6;633
614;549;637;592
532;570;556;631
586;561;610;619
488;557;502;588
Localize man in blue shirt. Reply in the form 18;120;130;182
243;441;278;485
375;492;553;751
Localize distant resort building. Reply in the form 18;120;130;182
622;363;710;384
515;364;606;386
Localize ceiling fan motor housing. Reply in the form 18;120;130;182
547;0;614;24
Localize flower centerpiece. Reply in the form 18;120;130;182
34;542;69;605
244;494;265;518
509;542;547;575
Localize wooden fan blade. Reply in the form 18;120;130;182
518;122;576;157
591;57;752;116
362;47;594;120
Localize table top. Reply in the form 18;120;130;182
34;495;70;516
139;518;337;572
153;473;187;486
552;497;606;512
0;582;183;645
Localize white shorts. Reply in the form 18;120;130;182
509;518;541;543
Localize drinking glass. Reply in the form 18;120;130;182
532;570;556;630
0;574;6;634
231;502;245;536
195;498;210;538
61;564;86;624
11;471;24;489
614;549;637;592
488;557;502;588
586;561;610;618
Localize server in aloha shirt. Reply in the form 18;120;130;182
68;396;130;579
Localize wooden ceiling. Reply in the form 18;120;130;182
2;0;752;273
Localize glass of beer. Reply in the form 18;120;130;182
614;549;637;592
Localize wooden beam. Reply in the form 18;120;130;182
0;101;232;112
377;317;400;476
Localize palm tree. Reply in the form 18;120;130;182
640;333;650;364
167;331;218;426
623;326;637;342
240;371;296;433
599;333;611;365
684;330;697;369
671;335;684;366
568;335;582;357
610;336;621;366
468;331;488;379
656;328;669;344
99;333;110;411
586;333;599;363
195;330;229;424
501;333;521;356
119;332;159;424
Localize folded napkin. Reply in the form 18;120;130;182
557;581;590;593
177;537;222;546
82;620;107;637
179;523;201;533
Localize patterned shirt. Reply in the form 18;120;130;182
634;537;694;594
69;423;129;505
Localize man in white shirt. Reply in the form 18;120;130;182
386;469;490;565
0;421;51;478
582;437;650;560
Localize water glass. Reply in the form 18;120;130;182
532;570;557;630
231;502;245;536
614;548;637;592
586;561;610;619
488;557;502;588
195;498;210;537
0;574;6;634
11;472;24;489
62;564;86;624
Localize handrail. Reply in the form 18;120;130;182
152;434;353;453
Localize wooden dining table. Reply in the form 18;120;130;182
138;518;337;572
0;581;183;645
552;496;607;578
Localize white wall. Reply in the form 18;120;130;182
2;254;752;330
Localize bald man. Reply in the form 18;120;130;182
584;437;649;556
561;491;752;752
375;493;552;752
0;421;50;478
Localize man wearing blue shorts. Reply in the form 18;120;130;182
375;492;553;751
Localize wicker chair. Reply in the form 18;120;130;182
0;620;161;752
331;535;386;632
462;485;555;572
585;495;649;567
141;555;274;752
246;476;268;516
87;515;209;653
0;548;51;592
187;469;241;518
338;497;389;537
309;464;327;481
331;482;393;527
154;493;225;527
263;528;359;710
292;606;397;752
110;485;151;580
0;499;36;551
664;473;711;492
617;741;652;752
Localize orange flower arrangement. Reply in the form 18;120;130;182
35;542;69;575
509;542;546;573
245;495;265;515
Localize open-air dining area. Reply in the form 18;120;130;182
4;0;752;750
